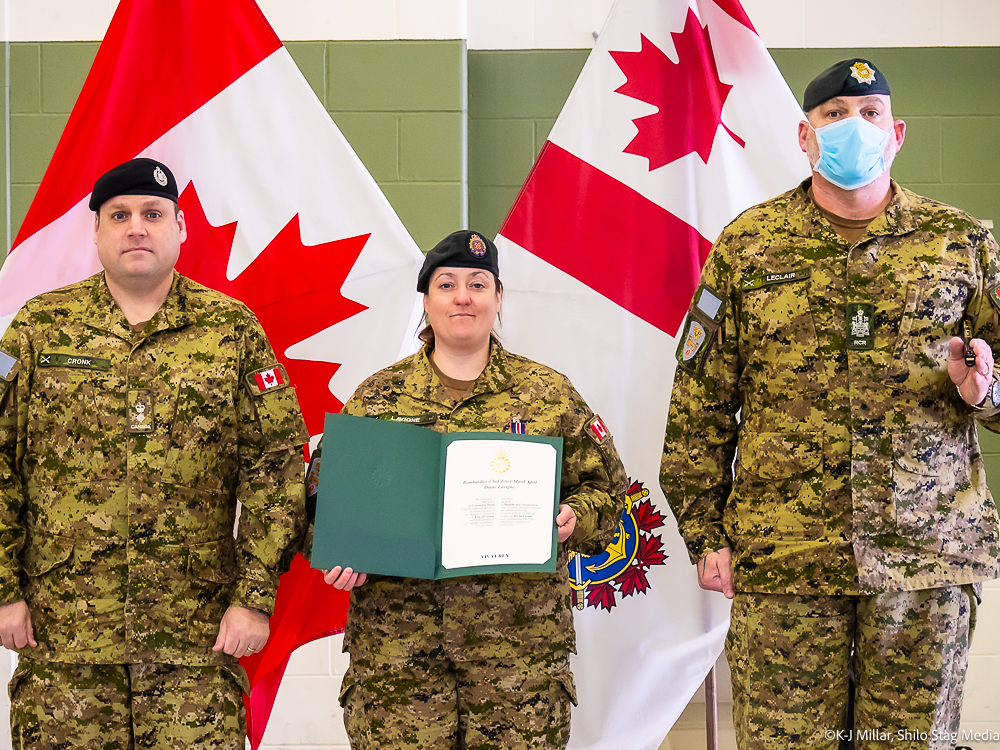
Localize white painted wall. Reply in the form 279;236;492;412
2;0;1000;46
0;2;998;749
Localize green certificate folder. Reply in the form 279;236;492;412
311;412;564;579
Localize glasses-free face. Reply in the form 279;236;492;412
423;267;501;353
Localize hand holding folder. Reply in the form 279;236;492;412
311;413;564;580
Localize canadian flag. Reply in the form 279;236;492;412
0;0;423;746
495;0;809;747
254;367;284;391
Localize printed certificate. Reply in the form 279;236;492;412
311;413;563;579
440;439;559;569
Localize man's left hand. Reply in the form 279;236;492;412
948;336;995;405
556;504;577;543
212;606;269;658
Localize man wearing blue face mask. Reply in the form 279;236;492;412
662;58;1000;750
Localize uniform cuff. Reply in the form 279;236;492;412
231;575;278;617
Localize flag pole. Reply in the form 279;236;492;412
705;664;719;750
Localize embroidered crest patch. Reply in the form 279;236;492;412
682;320;706;360
127;389;155;433
846;302;875;350
468;233;487;257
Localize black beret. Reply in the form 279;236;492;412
89;158;179;211
417;230;500;293
803;59;890;112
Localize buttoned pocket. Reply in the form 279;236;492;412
165;378;236;490
739;282;829;395
28;370;108;484
732;431;825;538
891;422;979;546
20;532;122;651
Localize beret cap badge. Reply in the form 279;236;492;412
849;61;875;85
153;166;169;187
468;234;487;257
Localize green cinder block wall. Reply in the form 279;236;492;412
0;39;466;255
3;41;1000;466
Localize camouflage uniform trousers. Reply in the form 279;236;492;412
726;586;976;750
340;646;576;750
9;657;247;749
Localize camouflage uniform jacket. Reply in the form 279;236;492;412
331;341;627;660
0;272;308;665
661;180;1000;595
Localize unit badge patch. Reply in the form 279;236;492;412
846;302;875;350
127;389;154;433
568;479;668;611
677;283;725;375
682;320;706;360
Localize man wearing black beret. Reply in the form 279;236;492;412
0;158;308;747
662;59;1000;748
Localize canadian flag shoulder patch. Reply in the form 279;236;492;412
247;363;289;397
585;414;610;446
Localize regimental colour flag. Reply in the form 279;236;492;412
0;0;424;746
495;1;810;748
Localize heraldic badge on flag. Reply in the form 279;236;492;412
569;479;667;612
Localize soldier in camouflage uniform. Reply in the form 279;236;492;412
317;230;628;749
661;60;1000;750
0;159;308;748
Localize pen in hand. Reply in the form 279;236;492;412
962;319;976;368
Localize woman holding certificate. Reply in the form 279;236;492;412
319;229;628;749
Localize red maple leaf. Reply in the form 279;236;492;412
617;563;651;598
586;582;617;612
176;183;368;436
633;499;666;533
610;9;745;169
636;534;667;568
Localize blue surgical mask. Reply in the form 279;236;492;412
811;116;890;190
